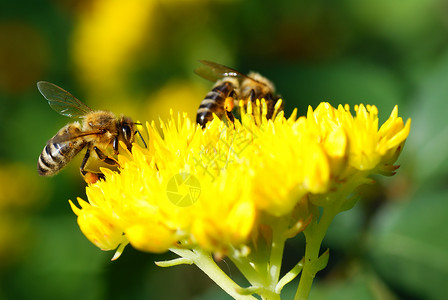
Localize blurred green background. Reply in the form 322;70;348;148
0;0;447;299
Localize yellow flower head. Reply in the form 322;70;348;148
70;101;410;257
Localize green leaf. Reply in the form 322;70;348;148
368;190;448;300
309;269;389;300
407;53;448;184
312;249;330;273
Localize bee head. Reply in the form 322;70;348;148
118;116;135;151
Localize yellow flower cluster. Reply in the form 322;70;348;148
70;101;410;258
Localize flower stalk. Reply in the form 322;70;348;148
295;173;370;299
168;247;258;300
294;210;334;300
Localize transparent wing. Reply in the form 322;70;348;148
51;129;103;144
37;81;93;118
194;60;250;82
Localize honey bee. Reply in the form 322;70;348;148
195;60;283;128
37;81;145;181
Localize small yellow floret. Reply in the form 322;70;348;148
71;101;410;256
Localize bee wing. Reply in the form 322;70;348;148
51;129;103;144
37;81;93;118
194;60;250;82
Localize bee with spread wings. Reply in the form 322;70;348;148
37;81;145;182
195;60;282;128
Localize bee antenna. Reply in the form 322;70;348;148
134;122;142;125
135;129;147;149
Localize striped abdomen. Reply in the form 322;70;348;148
196;81;234;128
37;124;86;176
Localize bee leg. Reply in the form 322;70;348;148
264;93;275;119
83;172;105;184
223;90;236;127
249;89;256;102
93;146;120;167
80;147;91;176
224;90;236;112
79;147;110;184
225;110;235;127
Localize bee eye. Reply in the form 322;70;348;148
122;125;132;141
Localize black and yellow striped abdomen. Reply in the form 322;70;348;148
196;81;235;128
37;124;86;176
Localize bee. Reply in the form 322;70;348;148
36;81;145;181
195;60;282;128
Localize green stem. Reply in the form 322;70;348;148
170;247;257;300
294;207;336;300
268;219;288;290
228;254;262;287
294;175;367;300
222;216;290;300
228;217;287;300
257;219;288;300
275;258;304;294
